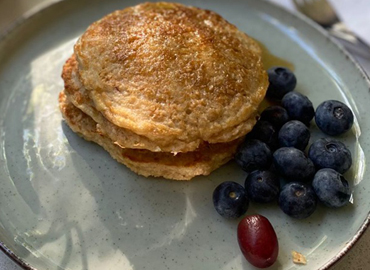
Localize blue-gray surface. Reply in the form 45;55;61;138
0;0;369;269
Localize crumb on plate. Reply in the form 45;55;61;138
292;250;307;265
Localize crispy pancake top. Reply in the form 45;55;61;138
74;2;268;146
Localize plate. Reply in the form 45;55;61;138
0;0;370;269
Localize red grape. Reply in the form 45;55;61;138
237;215;279;268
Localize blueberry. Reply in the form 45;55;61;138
266;67;297;99
312;168;351;208
308;138;352;174
315;100;354;136
245;170;280;203
213;181;249;218
247;120;279;150
235;139;272;172
278;120;310;151
278;182;317;219
282;92;315;125
260;105;290;129
273;147;315;181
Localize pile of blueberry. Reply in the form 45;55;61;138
213;67;354;220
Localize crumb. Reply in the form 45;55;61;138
292;251;307;265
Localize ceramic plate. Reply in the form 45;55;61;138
0;0;369;269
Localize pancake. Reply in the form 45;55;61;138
59;91;243;180
74;2;268;151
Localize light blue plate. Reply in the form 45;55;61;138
0;0;369;269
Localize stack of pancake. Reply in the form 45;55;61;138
59;2;268;180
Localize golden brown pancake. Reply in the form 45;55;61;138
74;2;268;151
59;2;269;180
59;91;243;180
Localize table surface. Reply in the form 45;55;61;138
0;0;369;269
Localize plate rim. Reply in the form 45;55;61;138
0;0;369;269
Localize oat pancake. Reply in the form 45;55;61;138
59;91;243;180
74;2;268;150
